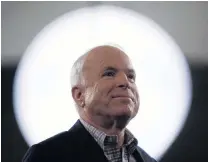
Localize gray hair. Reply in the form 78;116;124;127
70;54;87;88
70;54;88;111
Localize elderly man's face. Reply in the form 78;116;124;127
82;46;139;121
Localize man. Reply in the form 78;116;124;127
23;45;157;162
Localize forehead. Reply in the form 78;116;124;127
84;46;134;71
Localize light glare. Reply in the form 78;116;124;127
13;5;192;160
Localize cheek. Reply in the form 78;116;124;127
84;84;103;104
86;82;113;106
132;87;140;105
84;86;96;106
135;91;139;102
95;83;112;104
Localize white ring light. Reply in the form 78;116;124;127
13;5;192;160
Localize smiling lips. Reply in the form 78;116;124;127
112;94;133;101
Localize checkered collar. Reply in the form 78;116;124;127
80;118;138;154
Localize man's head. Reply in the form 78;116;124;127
71;45;139;130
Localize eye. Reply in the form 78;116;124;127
128;74;136;80
103;70;116;77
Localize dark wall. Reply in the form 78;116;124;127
2;63;208;162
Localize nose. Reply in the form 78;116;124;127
116;72;130;89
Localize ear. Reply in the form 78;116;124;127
71;86;85;108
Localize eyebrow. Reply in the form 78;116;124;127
103;66;118;72
103;66;136;75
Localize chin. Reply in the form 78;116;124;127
99;108;133;129
114;114;131;129
114;106;133;116
114;110;131;117
109;110;132;123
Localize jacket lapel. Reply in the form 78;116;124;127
69;120;108;162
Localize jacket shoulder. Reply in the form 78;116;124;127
22;131;77;162
136;146;157;162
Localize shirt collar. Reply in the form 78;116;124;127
80;118;138;153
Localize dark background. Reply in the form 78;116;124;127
2;1;208;162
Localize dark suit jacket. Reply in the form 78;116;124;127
23;120;157;162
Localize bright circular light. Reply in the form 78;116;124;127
13;5;192;160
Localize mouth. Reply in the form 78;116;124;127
112;95;133;101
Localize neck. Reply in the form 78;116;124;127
80;113;129;147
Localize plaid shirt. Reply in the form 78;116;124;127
80;119;138;162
